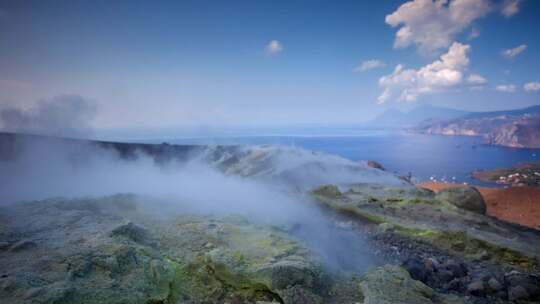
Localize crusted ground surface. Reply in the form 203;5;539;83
311;183;540;303
0;195;366;304
2;188;539;303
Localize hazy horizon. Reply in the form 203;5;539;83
1;0;539;137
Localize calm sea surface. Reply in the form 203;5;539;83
155;131;540;186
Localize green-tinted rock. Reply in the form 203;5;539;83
280;285;323;304
435;186;486;214
2;195;361;304
360;265;435;304
110;222;149;244
311;183;540;270
167;256;282;304
311;184;342;198
267;260;320;290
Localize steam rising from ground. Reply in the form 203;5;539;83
0;137;379;272
0;95;96;137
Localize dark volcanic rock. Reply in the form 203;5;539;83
504;271;540;299
402;258;429;282
487;277;503;292
402;256;474;294
442;260;468;279
467;280;485;297
110;222;149;244
367;160;385;171
508;285;529;301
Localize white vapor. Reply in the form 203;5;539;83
0;95;97;138
0;137;385;272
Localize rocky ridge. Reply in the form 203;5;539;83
311;183;540;303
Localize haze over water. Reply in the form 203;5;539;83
156;131;540;186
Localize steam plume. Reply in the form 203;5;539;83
0;95;97;137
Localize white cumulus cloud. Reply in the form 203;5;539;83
467;74;487;85
501;0;521;17
354;59;387;72
501;44;527;58
385;0;491;54
524;82;540;92
265;40;283;54
496;84;517;92
378;42;472;103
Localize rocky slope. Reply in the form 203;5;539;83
0;195;357;303
4;190;538;304
411;106;540;148
1;133;540;303
311;184;540;303
484;116;540;148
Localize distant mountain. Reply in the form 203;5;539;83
370;104;470;128
462;105;540;120
412;105;540;148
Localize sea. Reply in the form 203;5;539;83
149;130;540;187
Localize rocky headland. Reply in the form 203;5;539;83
410;106;540;149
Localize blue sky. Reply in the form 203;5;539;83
0;0;539;132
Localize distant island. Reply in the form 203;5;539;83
374;105;540;149
368;104;470;129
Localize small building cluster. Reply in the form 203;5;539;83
496;170;540;186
